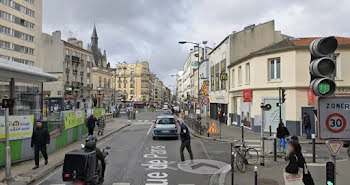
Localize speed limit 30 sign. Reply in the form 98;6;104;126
319;97;350;140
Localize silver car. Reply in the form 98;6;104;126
152;115;178;140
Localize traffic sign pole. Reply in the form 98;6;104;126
5;107;11;180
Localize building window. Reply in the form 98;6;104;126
238;66;242;85
124;79;126;88
66;74;69;82
57;91;62;96
269;58;281;80
99;77;102;87
87;78;90;85
231;69;235;88
215;63;219;91
245;63;250;84
332;54;340;78
130;90;134;95
81;54;84;60
0;10;35;29
220;59;226;90
72;51;77;57
73;75;77;82
66;49;69;56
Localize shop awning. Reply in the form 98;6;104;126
0;59;58;83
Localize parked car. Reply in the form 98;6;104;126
152;115;178;140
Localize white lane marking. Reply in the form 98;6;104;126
179;184;195;185
147;123;153;135
113;183;131;185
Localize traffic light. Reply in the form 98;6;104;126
309;36;338;97
2;99;14;108
281;88;286;103
326;162;335;184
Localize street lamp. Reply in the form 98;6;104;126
179;41;203;116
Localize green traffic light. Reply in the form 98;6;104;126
319;82;331;95
327;181;334;185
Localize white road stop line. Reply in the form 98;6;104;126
113;183;130;185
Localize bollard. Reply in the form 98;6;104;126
312;134;316;163
231;144;235;185
254;166;258;185
273;134;277;162
241;125;244;143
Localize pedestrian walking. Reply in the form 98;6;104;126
127;109;130;120
31;121;50;169
179;119;194;164
277;122;290;153
86;114;97;135
283;141;314;185
303;113;312;139
97;114;105;136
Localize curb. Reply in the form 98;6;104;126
13;123;131;185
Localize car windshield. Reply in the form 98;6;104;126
157;118;175;124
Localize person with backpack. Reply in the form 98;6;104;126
86;114;97;135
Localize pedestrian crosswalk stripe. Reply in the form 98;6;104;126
113;183;131;185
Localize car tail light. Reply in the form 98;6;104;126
64;174;70;178
153;124;157;128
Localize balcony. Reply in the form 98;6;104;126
73;69;78;74
72;56;80;63
72;82;80;88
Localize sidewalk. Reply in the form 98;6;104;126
0;118;130;185
184;115;348;162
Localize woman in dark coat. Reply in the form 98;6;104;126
277;122;290;152
285;141;305;174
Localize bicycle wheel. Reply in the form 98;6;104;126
235;153;246;173
246;148;259;165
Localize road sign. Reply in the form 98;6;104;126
208;121;217;134
202;90;209;97
201;83;208;90
243;90;253;102
319;97;350;140
202;97;210;105
326;141;343;155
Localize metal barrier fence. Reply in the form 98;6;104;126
183;116;205;135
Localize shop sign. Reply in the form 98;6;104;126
243;90;253;102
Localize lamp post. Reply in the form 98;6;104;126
179;41;207;117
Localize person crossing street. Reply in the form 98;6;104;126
178;119;194;164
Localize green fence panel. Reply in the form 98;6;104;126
72;126;79;141
0;140;22;164
82;124;88;134
55;130;68;149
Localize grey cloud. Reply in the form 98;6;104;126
43;0;350;92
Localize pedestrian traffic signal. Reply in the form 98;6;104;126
326;162;335;184
2;99;14;108
309;36;337;97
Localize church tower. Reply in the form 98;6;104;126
91;24;98;48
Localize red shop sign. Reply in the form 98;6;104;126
243;90;253;102
308;89;315;104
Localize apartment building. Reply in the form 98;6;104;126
227;37;350;136
0;0;42;66
209;20;284;121
115;61;151;103
40;31;93;110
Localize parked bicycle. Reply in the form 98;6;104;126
232;141;259;173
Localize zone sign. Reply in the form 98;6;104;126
319;97;350;140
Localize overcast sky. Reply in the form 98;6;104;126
43;0;350;92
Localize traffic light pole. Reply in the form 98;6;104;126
279;87;282;125
5;107;11;180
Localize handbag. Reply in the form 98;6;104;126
302;162;315;185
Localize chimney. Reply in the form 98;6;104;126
52;30;61;40
77;40;83;48
67;38;77;45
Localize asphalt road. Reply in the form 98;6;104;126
37;112;241;185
